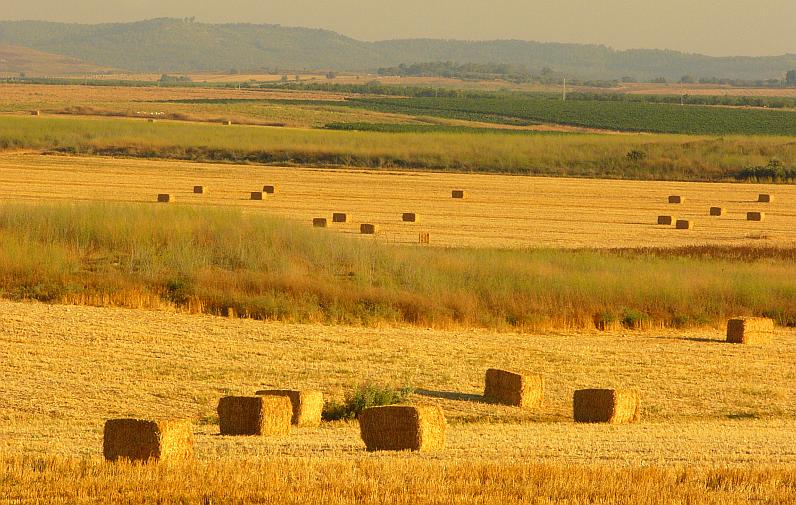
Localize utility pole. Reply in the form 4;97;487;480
563;78;567;101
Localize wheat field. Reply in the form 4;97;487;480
0;152;792;249
1;298;795;503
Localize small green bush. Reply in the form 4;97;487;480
322;383;414;421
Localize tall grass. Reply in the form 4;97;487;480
0;202;793;330
3;455;795;505
2;115;796;181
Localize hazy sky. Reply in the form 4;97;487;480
3;0;795;56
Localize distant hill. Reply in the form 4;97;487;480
0;18;794;80
0;44;111;75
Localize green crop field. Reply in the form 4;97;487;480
345;96;796;135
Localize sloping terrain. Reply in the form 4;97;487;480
0;44;111;75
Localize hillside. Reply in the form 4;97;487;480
0;44;111;75
0;18;795;80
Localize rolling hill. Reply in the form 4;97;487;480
0;44;111;75
0;18;794;80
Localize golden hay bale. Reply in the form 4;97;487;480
668;195;684;204
709;207;725;216
726;317;774;345
103;419;193;462
657;215;673;225
157;194;172;203
224;120;233;126
193;186;206;194
332;213;350;223
402;213;420;223
255;390;324;427
451;190;466;199
263;185;276;194
747;212;765;222
217;396;292;436
675;219;694;230
32;110;41;116
484;369;543;409
358;405;446;452
313;218;328;228
573;389;640;424
419;232;430;245
758;194;773;203
360;223;378;234
250;192;263;201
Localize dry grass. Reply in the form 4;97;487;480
1;299;795;501
0;153;792;249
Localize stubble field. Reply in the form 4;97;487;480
1;299;795;503
0;152;792;249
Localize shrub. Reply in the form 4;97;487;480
322;383;414;421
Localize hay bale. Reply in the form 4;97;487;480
668;196;684;204
402;213;420;223
224;120;233;126
250;192;263;201
726;317;774;345
451;190;466;199
675;219;694;230
709;207;725;216
255;390;323;427
573;389;640;424
103;419;193;462
358;405;446;452
313;218;328;228
217;396;292;436
483;369;543;409
360;223;379;234
157;194;172;203
657;215;673;225
147;119;156;123
419;232;430;245
758;194;773;203
747;212;765;221
263;185;276;194
193;186;206;194
32;110;41;116
332;213;349;223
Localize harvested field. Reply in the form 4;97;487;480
1;299;795;463
0;152;792;249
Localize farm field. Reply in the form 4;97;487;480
0;152;792;249
1;299;795;503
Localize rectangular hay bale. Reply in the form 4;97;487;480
157;194;172;203
419;232;430;245
250;192;263;201
332;213;349;223
657;215;673;225
358;405;446;452
263;185;276;194
726;317;774;345
668;195;684;204
193;186;206;194
255;390;324;427
217;396;292;436
402;213;420;223
758;194;772;203
313;218;328;228
709;207;725;216
483;369;543;409
675;219;694;230
103;419;193;462
451;190;466;199
573;389;640;424
747;212;765;222
360;223;378;234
